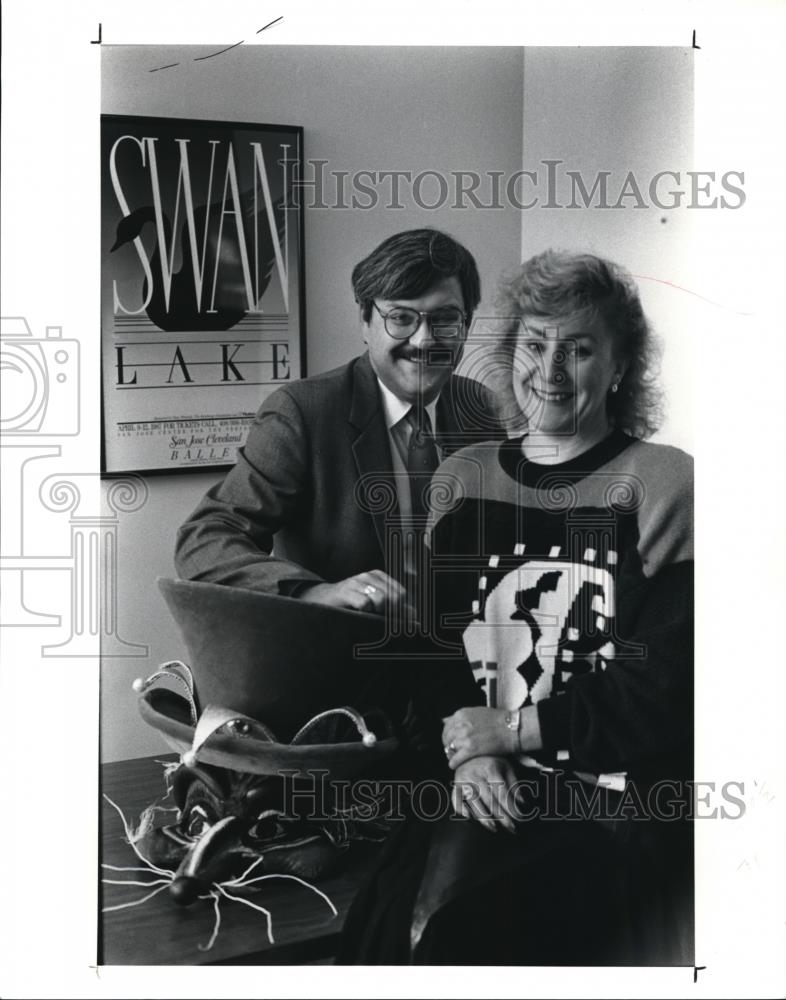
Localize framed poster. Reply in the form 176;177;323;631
101;115;305;474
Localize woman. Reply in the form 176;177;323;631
338;250;693;965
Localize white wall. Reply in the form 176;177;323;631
101;44;525;761
520;47;694;451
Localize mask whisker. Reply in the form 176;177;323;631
102;877;171;887
102;882;170;912
230;872;338;917
102;863;171;874
197;891;223;952
103;793;174;876
222;855;265;886
214;884;274;943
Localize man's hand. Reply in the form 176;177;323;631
451;755;519;834
298;570;411;616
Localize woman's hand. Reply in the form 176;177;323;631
442;705;543;769
442;707;519;768
451;756;519;834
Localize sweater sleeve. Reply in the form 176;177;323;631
537;559;693;776
536;447;694;778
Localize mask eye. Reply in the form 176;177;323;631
246;810;285;842
184;804;212;839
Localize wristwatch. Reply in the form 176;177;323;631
505;709;521;751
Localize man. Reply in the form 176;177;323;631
175;228;503;617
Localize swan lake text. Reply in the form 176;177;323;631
113;342;291;387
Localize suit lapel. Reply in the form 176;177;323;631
349;354;399;554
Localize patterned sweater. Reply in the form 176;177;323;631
426;430;694;784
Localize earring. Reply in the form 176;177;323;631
610;381;619;394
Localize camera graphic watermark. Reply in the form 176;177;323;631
0;315;146;656
0;317;80;436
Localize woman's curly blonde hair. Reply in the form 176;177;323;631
489;250;664;439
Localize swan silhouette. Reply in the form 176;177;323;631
110;192;288;332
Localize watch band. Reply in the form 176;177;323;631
505;709;521;751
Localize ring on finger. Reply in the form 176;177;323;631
363;584;377;596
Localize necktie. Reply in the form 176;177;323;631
405;405;440;523
401;406;439;615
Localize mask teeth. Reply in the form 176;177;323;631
291;707;377;748
132;661;199;724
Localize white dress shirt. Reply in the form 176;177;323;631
375;378;442;523
375;379;443;590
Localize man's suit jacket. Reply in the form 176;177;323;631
175;352;504;594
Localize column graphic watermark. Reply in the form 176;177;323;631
0;315;148;656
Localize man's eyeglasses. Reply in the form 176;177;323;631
372;302;467;341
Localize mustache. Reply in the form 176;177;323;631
394;345;455;365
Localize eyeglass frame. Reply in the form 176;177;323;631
370;302;468;341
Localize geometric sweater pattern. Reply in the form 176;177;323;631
427;430;694;783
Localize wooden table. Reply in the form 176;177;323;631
99;755;383;965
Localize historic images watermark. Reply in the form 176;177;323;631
276;771;746;824
289;159;746;211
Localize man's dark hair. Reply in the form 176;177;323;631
351;228;481;325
